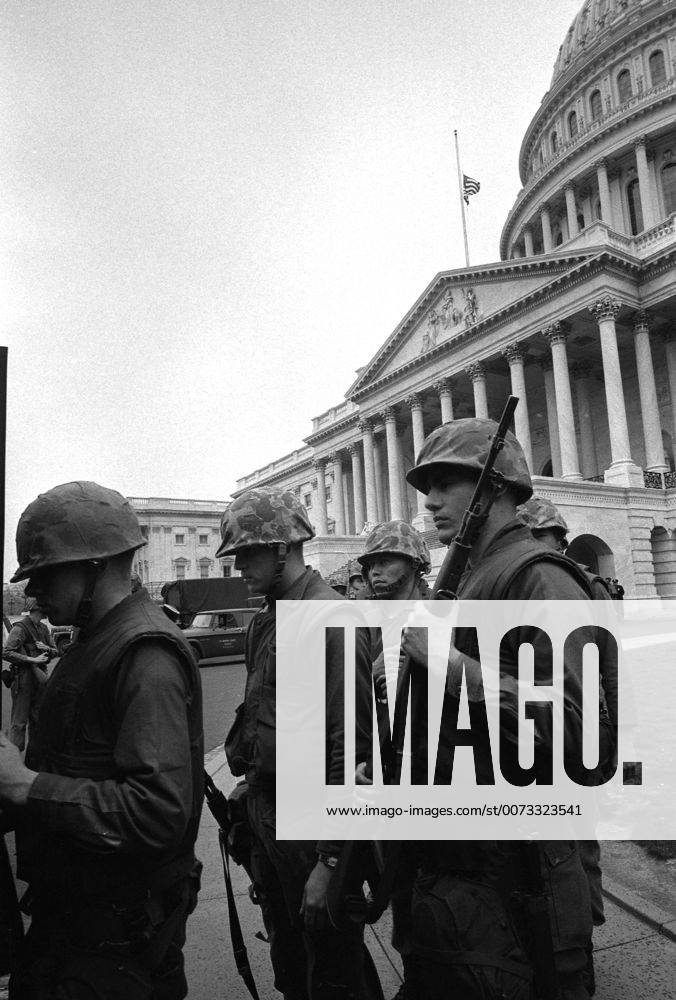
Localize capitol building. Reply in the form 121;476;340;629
235;0;676;599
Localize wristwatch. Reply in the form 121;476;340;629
317;852;339;870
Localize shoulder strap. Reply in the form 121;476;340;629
487;550;593;600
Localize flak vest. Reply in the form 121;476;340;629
27;591;204;900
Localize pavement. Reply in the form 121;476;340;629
1;744;674;999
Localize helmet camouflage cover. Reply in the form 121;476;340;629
406;417;533;504
357;520;431;575
12;481;146;583
517;496;568;535
216;488;315;557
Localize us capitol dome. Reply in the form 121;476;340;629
233;0;676;600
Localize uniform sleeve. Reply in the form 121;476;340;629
26;640;194;856
2;625;32;667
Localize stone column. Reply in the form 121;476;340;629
330;452;346;535
524;227;535;257
571;365;598;479
358;419;378;526
589;296;643;486
434;378;454;423
503;344;533;470
634;136;657;231
541;360;562;477
595;159;613;226
348;442;366;533
545;323;582;480
382;407;404;520
608;168;623;231
312;458;328;535
540;206;553;253
662;333;676;455
633;311;667;471
406;394;427;515
373;433;386;521
579;186;592;229
468;363;489;418
564;185;578;239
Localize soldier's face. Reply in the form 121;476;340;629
423;469;477;545
25;563;88;625
366;555;416;596
234;546;279;595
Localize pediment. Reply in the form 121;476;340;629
348;255;595;394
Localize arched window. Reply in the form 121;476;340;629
662;163;676;215
589;89;602;121
568;110;578;137
627;178;644;234
649;49;666;87
617;69;632;102
551;130;558;153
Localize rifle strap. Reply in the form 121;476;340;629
218;830;261;1000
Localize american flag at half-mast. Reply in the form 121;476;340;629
463;174;481;204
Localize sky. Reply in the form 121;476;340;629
1;0;584;577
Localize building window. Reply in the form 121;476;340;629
662;163;676;215
199;533;209;545
589;89;602;121
617;69;632;103
175;563;186;580
325;485;332;503
199;564;209;579
304;493;312;508
627;178;644;234
222;564;232;578
577;212;585;231
593;198;602;221
551;130;558;153
568;110;578;138
175;533;185;545
649;50;666;87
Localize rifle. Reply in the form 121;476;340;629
0;814;24;977
203;771;260;1000
327;396;520;930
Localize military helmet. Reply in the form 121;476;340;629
406;417;533;504
12;482;146;583
357;520;431;575
517;496;568;536
216;488;315;557
24;598;46;614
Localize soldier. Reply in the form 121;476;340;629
357;521;430;1000
0;481;204;999
218;488;372;1000
3;599;56;752
404;418;596;1000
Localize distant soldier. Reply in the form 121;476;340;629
357;521;431;1000
2;599;56;751
218;488;373;1000
0;481;204;999
405;418;596;1000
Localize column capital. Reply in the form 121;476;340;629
633;309;650;334
312;457;328;472
381;405;397;423
589;296;621;322
358;417;373;434
404;392;423;411
467;362;486;383
433;377;453;394
563;182;575;195
503;343;525;365
544;321;570;345
329;451;344;466
539;204;551;219
593;157;609;173
346;441;361;457
633;133;648;151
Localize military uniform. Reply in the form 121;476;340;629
3;613;55;752
219;489;372;1000
5;483;204;1000
405;420;596;1000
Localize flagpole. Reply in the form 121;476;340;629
454;129;470;268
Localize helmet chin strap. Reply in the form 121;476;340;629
267;542;288;601
75;559;106;631
367;566;420;599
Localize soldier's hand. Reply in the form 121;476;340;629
300;861;331;934
0;731;38;806
355;761;373;785
33;653;50;665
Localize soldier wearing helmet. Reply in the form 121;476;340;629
0;482;204;999
2;599;56;752
358;520;431;600
403;419;598;1000
219;488;373;1000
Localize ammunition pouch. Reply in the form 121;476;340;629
226;780;252;870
